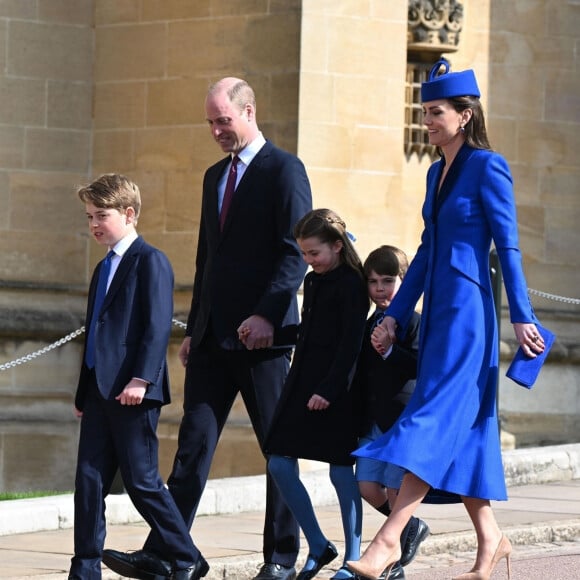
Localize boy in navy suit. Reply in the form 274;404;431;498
70;174;203;580
354;246;428;580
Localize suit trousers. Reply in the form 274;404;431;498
143;335;300;566
70;374;197;579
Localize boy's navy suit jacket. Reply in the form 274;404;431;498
356;311;420;434
75;235;173;411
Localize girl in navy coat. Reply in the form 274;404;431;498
256;209;369;580
348;61;546;580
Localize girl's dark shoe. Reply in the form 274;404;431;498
330;564;362;579
296;541;339;579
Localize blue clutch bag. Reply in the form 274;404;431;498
506;324;555;389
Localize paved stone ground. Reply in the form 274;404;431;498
1;449;579;579
405;539;580;580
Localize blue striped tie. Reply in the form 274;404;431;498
371;309;385;331
85;250;114;369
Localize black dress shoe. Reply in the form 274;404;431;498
296;541;339;579
253;563;297;580
102;549;172;580
171;556;209;580
379;561;405;580
400;518;430;567
331;564;362;579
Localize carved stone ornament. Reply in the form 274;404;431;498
408;0;464;53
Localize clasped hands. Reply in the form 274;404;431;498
371;315;397;355
237;315;274;350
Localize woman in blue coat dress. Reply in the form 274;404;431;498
347;61;546;580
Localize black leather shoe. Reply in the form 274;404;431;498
171;556;209;580
331;564;361;579
102;549;172;579
253;563;297;580
380;561;405;580
400;518;430;567
296;541;339;579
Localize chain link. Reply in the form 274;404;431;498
171;317;187;329
528;288;580;305
0;289;578;372
0;327;86;371
0;318;187;372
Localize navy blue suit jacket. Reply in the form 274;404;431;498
186;140;312;348
76;236;173;410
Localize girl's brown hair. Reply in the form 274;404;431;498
293;208;364;279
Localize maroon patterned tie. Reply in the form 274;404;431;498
219;155;239;231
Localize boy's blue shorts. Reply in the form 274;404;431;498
355;423;405;489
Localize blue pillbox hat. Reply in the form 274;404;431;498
421;58;480;102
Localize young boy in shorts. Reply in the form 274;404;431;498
354;245;429;580
69;174;205;580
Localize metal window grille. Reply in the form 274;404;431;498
404;62;437;160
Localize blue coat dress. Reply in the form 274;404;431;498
354;144;536;500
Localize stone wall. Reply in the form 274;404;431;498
487;0;580;315
488;0;580;444
0;1;94;420
0;1;578;455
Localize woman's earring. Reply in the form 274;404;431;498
460;125;465;133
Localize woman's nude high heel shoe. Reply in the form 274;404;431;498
346;546;402;580
452;535;512;580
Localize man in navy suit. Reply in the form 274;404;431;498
70;174;203;580
104;79;313;580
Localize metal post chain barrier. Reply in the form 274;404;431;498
0;318;187;372
0;290;577;372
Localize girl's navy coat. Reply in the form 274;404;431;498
265;263;369;465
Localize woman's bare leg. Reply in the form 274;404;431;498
461;497;504;571
347;472;429;578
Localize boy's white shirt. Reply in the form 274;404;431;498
382;345;393;359
103;229;146;387
106;230;138;291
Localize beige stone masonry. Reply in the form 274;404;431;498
0;230;85;285
0;126;25;169
0;78;46;126
95;0;140;25
92;130;134;174
9;171;84;233
134;127;195;171
95;23;167;81
146;78;207;127
8;20;92;80
25;129;90;173
167;20;247;77
94;82;147;130
38;0;94;26
141;0;211;22
47;81;93;130
0;0;36;19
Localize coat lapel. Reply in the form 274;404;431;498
102;237;142;309
211;157;230;235
433;143;474;220
220;142;271;235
